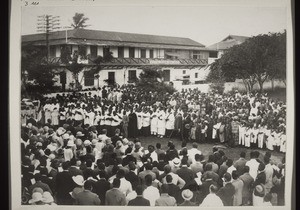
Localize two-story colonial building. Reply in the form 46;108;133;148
22;29;218;89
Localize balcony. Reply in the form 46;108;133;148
43;57;208;68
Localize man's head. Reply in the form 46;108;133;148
240;151;246;158
84;180;94;191
145;174;153;186
161;184;169;194
112;178;121;188
166;174;173;184
209;184;218;194
136;185;144;196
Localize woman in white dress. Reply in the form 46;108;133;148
257;124;265;149
150;108;158;136
157;107;166;138
239;121;246;146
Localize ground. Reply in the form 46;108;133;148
128;135;285;164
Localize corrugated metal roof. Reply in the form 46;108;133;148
22;28;206;48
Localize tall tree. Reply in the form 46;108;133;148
71;13;90;29
207;31;286;92
136;68;176;94
21;45;55;96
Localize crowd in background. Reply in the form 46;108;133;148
20;85;286;206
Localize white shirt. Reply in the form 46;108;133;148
246;159;260;180
200;193;224;207
142;112;151;127
143;186;160;206
118;177;133;196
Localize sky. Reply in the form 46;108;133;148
21;1;287;46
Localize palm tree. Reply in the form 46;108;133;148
71;13;90;29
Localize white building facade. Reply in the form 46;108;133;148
22;29;218;90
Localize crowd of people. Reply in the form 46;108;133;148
20;85;286;206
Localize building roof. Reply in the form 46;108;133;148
207;34;249;50
22;28;208;49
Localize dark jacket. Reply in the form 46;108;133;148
75;190;101;205
128;196;150;206
55;170;75;205
93;178;111;205
217;182;235;206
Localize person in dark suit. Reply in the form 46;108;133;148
217;173;235;206
164;174;182;204
68;158;83;177
55;161;75;205
105;178;126;206
239;166;254;205
128;185;150;206
75;180;101;205
93;171;111;205
176;158;195;188
125;161;139;191
234;151;247;176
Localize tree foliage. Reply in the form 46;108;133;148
71;13;90;29
136;68;176;94
207;31;286;92
21;45;56;95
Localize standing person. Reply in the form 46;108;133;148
157;107;166;138
128;109;138;138
217;173;235;206
150;108;158;136
233;151;247;176
105;178;127;206
122;110;129;138
55;162;75;205
94;171;111;205
179;189;197;206
219;118;226;144
165;108;175;138
239;121;246;146
245;151;260;180
143;174;160;206
231;116;240;147
257;123;265;149
141;107;151;137
239;166;254;205
174;111;183;140
244;123;251;148
182;111;191;142
231;170;244;206
155;184;177;206
200;184;224;207
75;180;101;205
127;185;150;206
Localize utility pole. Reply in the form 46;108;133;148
37;15;60;62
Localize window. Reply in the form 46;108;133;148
183;70;186;74
50;45;56;57
163;70;170;81
90;46;97;58
209;51;218;58
140;49;146;58
103;46;110;57
84;71;94;86
128;70;137;82
118;47;124;58
195;73;198;78
150;49;153;58
108;72;115;85
129;47;135;58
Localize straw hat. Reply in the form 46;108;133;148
28;192;43;204
41;191;54;204
67;140;75;147
72;175;85;186
181;189;193;201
